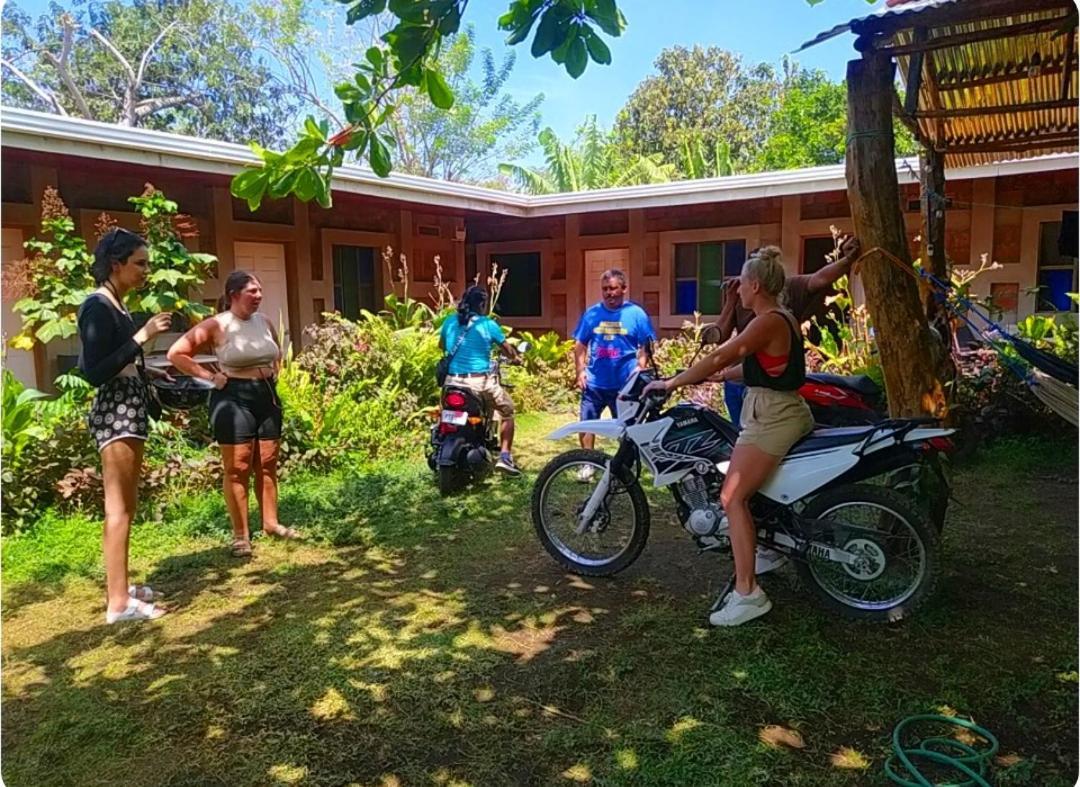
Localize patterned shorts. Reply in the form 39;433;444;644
88;376;149;451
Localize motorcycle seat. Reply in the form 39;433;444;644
788;426;875;456
804;372;881;397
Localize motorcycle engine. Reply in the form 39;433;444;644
678;473;726;538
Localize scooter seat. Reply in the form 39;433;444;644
805;372;881;397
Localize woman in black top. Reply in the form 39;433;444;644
77;228;173;624
643;247;813;627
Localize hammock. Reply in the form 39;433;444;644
855;247;1080;426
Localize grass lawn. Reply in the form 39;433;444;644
2;413;1077;786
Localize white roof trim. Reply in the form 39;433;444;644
2;106;1076;218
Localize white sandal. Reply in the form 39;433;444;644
106;599;166;624
128;584;159;602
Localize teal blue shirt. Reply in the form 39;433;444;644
440;315;506;375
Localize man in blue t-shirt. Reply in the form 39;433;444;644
572;269;656;466
439;287;521;475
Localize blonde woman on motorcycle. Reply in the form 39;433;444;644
642;247;813;626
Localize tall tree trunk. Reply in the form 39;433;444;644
846;54;946;418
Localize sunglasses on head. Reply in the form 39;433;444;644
103;228;141;259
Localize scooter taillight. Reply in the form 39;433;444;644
922;437;955;454
444;391;467;409
438;422;459;435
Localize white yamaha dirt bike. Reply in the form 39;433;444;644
531;358;954;622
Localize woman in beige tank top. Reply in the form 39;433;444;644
168;271;300;556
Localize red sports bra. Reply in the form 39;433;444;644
752;312;796;376
753;349;789;376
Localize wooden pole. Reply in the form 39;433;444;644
846;53;946;418
919;147;947;318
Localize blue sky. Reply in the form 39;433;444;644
467;0;877;143
9;0;878;160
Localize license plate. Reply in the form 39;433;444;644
441;410;468;425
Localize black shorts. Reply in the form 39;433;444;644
209;378;282;445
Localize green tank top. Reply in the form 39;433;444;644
741;310;806;391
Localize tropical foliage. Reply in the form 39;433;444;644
229;0;629;205
499;116;672;194
6;185;215;351
388;26;543;183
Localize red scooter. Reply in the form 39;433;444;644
799;372;885;426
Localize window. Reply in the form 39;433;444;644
1036;221;1078;312
332;245;376;320
672;240;746;314
802;236;836;275
492;252;542;317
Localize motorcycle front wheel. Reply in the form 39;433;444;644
531;449;650;576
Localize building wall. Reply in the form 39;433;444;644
2;146;1076;388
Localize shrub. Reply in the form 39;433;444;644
1;370;98;533
653;314;725;413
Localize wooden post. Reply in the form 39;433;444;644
845;53;945;418
918;147;947;318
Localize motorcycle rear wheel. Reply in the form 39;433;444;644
796;484;939;623
531;449;650;576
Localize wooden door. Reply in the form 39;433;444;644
583;248;631;302
233;241;289;337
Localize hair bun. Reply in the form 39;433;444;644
753;246;782;265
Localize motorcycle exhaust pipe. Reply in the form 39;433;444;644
466;447;489;466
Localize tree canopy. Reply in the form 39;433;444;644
230;0;630;209
613;45;779;175
388;26;543;184
1;0;309;146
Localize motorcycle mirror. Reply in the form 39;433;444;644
699;323;723;346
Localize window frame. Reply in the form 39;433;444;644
1035;220;1078;314
670;239;747;316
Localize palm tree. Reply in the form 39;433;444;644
678;134;735;180
499;116;673;194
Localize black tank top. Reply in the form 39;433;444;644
741;310;806;391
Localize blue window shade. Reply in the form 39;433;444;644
724;240;746;277
1037;269;1074;311
675;281;697;315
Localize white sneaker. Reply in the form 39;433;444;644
755;547;788;575
576;465;597;483
105;599;165;624
709;586;772;627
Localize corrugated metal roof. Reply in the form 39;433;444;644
800;0;1079;167
796;0;960;52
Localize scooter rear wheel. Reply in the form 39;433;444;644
438;465;466;497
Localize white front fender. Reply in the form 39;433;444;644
546;419;626;441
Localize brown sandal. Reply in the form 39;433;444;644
231;539;252;557
263;524;302;540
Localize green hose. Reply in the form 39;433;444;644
884;714;999;787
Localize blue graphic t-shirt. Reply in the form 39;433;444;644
440;315;506;375
572;301;656;391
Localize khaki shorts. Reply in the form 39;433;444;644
737;387;814;457
445;374;515;418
